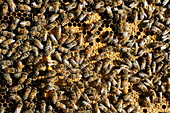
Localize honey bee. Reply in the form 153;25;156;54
47;105;53;113
14;101;23;113
157;61;164;72
99;103;108;112
82;101;92;109
106;6;113;18
18;73;28;84
0;23;8;31
10;84;24;92
154;21;165;30
47;21;58;30
20;21;31;27
75;3;83;16
0;106;5;113
2;31;15;38
158;92;162;103
58;47;69;53
51;90;58;104
162;0;169;6
55;26;62;40
16;35;29;40
56;102;66;109
52;1;60;13
95;1;104;9
34;39;44;49
50;34;58;45
3;73;12;86
20;52;30;60
7;0;16;12
23;86;32;100
18;3;31;11
10;18;19;30
18;27;29;35
79;11;87;21
1;39;15;47
40;100;46;113
10;94;22;101
29;87;38;101
66;2;77;11
48;14;59;23
61;18;70;26
87;33;98;42
94;103;101;113
70;59;79;68
2;2;8;15
151;26;162;34
147;53;152;65
0;36;6;44
54;51;62;62
137;83;148;92
155;55;165;63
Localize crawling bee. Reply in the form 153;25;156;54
10;94;22;102
14;101;23;113
47;105;53;113
94;103;101;113
2;31;15;38
95;1;104;9
47;21;58;30
23;86;32;100
137;83;148;92
18;73;28;84
0;23;8;31
66;2;77;11
10;84;24;92
52;1;60;13
40;100;46;113
0;106;5;113
2;2;8;15
49;14;59;23
151;26;162;34
75;3;83;16
56;102;66;109
79;11;87;21
18;27;29;35
18;3;31;11
34;39;44;49
70;59;79;68
20;21;31;27
7;0;16;12
29;87;38;101
106;6;113;18
51;90;58;104
3;73;12;86
61;18;70;26
58;47;69;53
10;18;20;30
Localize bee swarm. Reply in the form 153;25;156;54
0;0;170;113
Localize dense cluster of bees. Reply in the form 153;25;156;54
0;0;170;112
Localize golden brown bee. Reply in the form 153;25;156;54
106;6;113;17
65;34;76;45
47;105;53;113
155;55;165;63
85;46;93;58
99;103;108;112
66;2;77;11
0;106;5;113
1;39;15;47
151;26;162;34
87;33;98;42
0;36;6;44
29;87;38;101
10;18;20;30
61;18;70;26
10;84;24;92
2;31;15;38
14;101;23;113
56;102;66;109
95;1;104;9
20;21;31;27
79;11;87;21
147;53;152;65
40;100;46;113
18;3;31;11
94;103;101;113
10;94;22;101
34;39;44;49
7;0;16;12
75;3;83;16
137;83;148;92
51;90;58;104
0;23;8;31
2;2;8;15
3;73;12;86
18;27;29;35
58;47;69;53
49;14;59;23
0;60;13;66
47;21;58;30
52;1;60;13
23;86;32;100
18;73;28;84
70;59;79;68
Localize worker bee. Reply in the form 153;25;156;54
54;51;62;62
0;106;5;113
47;105;53;113
14;101;23;113
0;36;6;44
10;84;24;92
40;100;46;113
3;73;12;86
87;33;98;42
129;1;138;8
1;39;15;47
158;92;162;103
154;21;165;30
79;11;87;21
51;90;58;104
20;21;31;27
10;94;22;102
7;0;16;12
47;20;58;30
20;52;30;60
151;26;162;34
49;34;58;45
18;27;29;35
56;102;66;109
162;0;169;6
147;53;152;65
58;47;69;53
10;18;20;30
106;6;113;18
65;34;76;45
2;31;15;38
29;87;38;101
137;83;148;92
75;3;83;16
66;2;77;11
49;14;59;23
115;99;123;112
95;1;104;9
52;1;60;13
70;59;79;68
0;60;13;66
0;23;8;31
18;73;28;84
2;2;8;15
34;39;44;49
23;86;32;100
18;3;31;11
61;18;70;26
155;55;165;63
94;103;101;113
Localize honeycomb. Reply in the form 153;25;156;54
0;0;170;113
